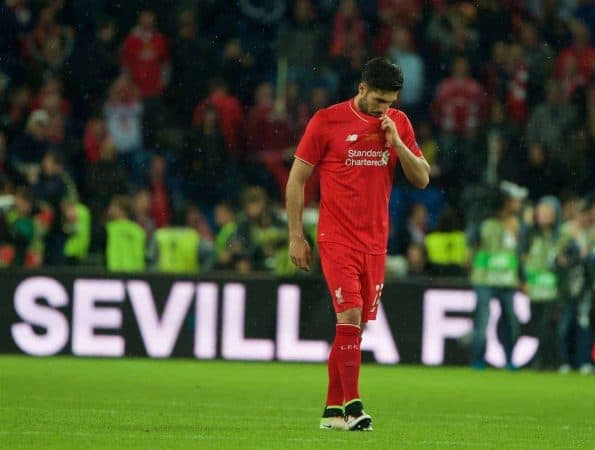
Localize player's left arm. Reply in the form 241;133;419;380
381;114;429;189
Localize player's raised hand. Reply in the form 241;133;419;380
289;236;313;272
380;114;403;148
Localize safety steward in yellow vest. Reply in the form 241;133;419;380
150;207;214;274
105;195;147;272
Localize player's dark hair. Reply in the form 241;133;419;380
361;57;403;91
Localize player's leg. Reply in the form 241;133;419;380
318;242;363;430
340;253;386;431
320;339;345;429
497;287;519;370
471;285;491;369
335;307;371;431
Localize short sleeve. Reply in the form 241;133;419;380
295;110;327;166
397;112;423;157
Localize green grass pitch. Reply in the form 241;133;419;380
1;356;593;449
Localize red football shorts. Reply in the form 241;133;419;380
319;242;386;323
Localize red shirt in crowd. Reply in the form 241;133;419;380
246;104;293;154
432;77;488;134
295;99;422;254
507;63;529;124
150;181;171;228
374;0;422;52
121;28;169;97
192;92;245;157
554;45;595;86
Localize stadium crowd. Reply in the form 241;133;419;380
0;0;592;279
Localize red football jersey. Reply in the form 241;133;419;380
295;99;422;254
121;30;169;97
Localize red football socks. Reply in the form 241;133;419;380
325;342;343;408
333;323;361;405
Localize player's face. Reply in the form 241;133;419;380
358;85;399;117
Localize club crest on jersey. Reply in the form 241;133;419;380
381;150;390;165
345;134;358;142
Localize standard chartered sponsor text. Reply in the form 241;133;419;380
346;149;387;166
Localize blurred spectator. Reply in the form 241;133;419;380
41;89;71;147
232;186;288;272
375;0;422;53
33;151;77;265
586;85;595;192
425;207;469;276
120;10;170;99
276;0;325;94
556;199;593;374
219;38;256;105
387;26;425;117
169;10;213;124
285;81;310;140
432;57;488;137
0;186;34;267
330;0;368;99
426;7;479;78
554;20;595;93
406;243;428;275
185;105;229;207
30;77;71;116
575;2;595;36
0;0;26;78
145;154;172;229
476;0;512;58
213;201;238;270
521;143;569;201
10;109;51;178
34;150;75;213
104;76;145;179
151;207;208;274
239;0;286;26
68;16;119;114
24;6;74;84
522;196;561;369
83;116;108;163
84;137;128;219
132;187;156;240
525;80;576;165
483;41;508;101
192;78;244;158
0;85;32;141
518;21;555;108
0;131;18;185
504;43;530;125
245;82;294;196
104;195;146;272
469;187;524;370
185;205;215;244
560;191;582;222
120;10;170;148
480;100;522;187
61;198;91;265
432;56;487;198
397;203;428;254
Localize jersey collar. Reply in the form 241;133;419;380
349;98;382;124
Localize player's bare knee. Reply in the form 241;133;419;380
336;308;362;326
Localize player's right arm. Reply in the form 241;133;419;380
286;158;314;271
286;110;327;272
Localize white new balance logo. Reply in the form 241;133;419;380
345;134;358;142
335;287;344;304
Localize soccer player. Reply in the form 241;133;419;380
286;57;429;431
